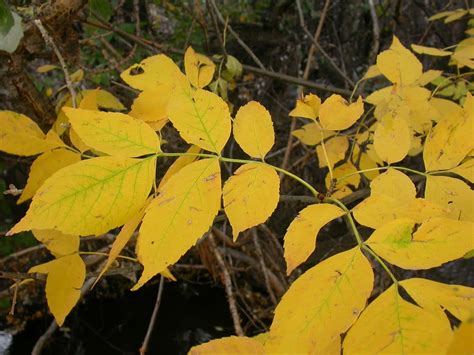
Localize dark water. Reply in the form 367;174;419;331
8;281;234;354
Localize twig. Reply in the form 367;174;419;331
280;0;332;179
252;230;278;305
33;19;77;108
209;233;244;336
368;0;381;65
139;276;165;355
31;276;97;355
207;0;266;70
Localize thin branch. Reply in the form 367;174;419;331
139;276;165;355
207;0;266;70
33;19;77;108
209;233;244;336
252;230;278;305
368;0;381;65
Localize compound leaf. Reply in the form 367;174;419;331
9;156;156;236
223;163;279;240
65;108;160;157
18;149;81;204
265;248;373;354
343;284;452;354
283;203;345;274
233;101;275;159
29;253;85;326
167;89;231;153
134;158;221;290
366;217;473;269
401;278;474;322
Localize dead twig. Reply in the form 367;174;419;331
139;275;165;355
252;230;278;305
33;19;77;108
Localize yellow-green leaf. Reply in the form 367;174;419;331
289;93;321;120
447;317;474;355
233;101;275;159
18;149;81;204
319;95;364;131
265;248;373;354
29;253;86;326
32;229;79;258
94;198;152;287
416;69;443;86
184;46;215;89
9;156;156;236
343;284;452;354
134;158;221;290
376;36;423;86
0;111;61;156
373;113;411;163
425;176;474;222
366;217;474;269
283;203;345;274
411;44;452;56
189;336;264;354
223;163;279;240
159;145;201;189
292;122;334;146
120;54;189;92
401;278;474;322
64;108;160;157
167;89;231;153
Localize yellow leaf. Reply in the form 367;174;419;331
233;101;275;159
184;46;215;89
373;112;411;163
120;54;189;92
452;38;474;69
411;44;452;56
189;336;264;354
134;158;221;290
9;156;156;236
450;159;474;182
94;198;152;287
416;69;443;86
366;217;473;269
316;136;349;169
223;163;279;240
401;278;474;322
129;87;170;124
319;95;364;131
146;120;168;131
431;97;462;119
283;203;345;274
429;10;455;21
425;176;474;222
362;64;381;79
358;152;380;180
376;36;423;86
265;248;373;354
343;284;452;354
69;128;90;153
64;108;160;157
70;69;84;82
447;317;474;355
0;111;61;156
167;89;231;153
444;9;468;23
32;230;79;258
423;108;473;171
159;145;201;189
18;148;81;204
289;93;321;120
36;64;59;73
29;254;86;326
325;161;361;198
292;122;334;146
353;169;447;228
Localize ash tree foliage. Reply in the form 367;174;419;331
1;8;474;354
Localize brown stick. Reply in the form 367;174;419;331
139;276;165;355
